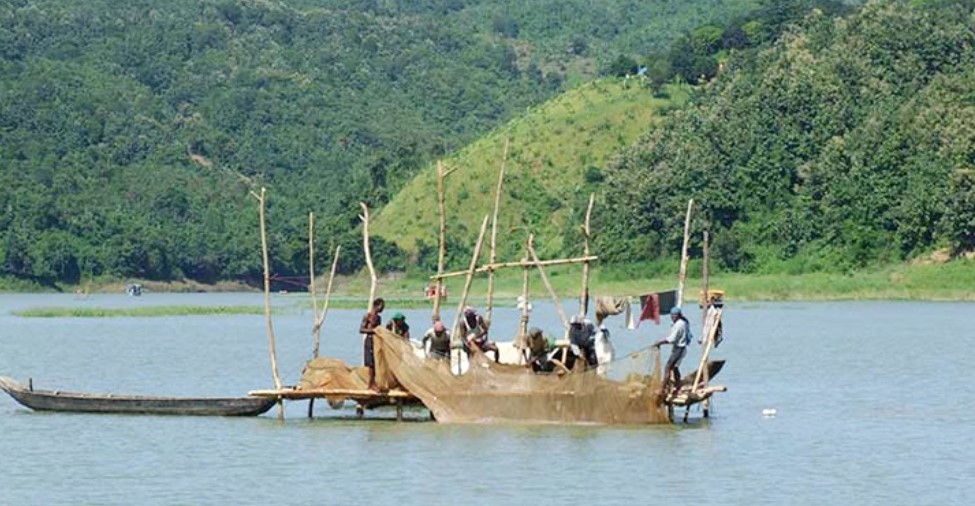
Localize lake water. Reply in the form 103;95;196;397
0;293;972;505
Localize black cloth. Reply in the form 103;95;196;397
363;335;375;368
568;322;598;367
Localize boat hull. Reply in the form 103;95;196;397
0;376;276;417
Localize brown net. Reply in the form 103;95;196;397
298;358;370;404
374;327;669;424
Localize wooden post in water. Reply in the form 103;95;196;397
450;216;490;375
486;138;509;322
677;199;694;308
252;187;283;419
579;193;595;318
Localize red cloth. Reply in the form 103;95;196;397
638;293;660;326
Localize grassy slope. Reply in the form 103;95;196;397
371;79;688;259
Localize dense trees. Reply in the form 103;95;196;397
1;0;757;288
597;0;975;272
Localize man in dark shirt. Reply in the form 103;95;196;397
359;297;385;391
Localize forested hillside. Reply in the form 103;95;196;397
0;0;759;288
597;0;975;273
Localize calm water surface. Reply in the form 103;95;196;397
0;293;972;505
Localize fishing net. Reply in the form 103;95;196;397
299;357;370;405
373;327;669;424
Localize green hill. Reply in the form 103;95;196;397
371;79;688;268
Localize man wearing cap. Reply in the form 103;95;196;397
653;306;694;395
385;312;411;340
422;320;451;361
461;306;499;363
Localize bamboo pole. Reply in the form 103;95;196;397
691;309;722;392
527;238;569;331
360;203;377;309
251;187;283;420
676;199;694;308
450;215;490;374
253;188;282;391
308;213;319;355
431;255;599;279
307;246;341;419
517;239;531;363
579;193;595;318
701;230;710;321
432;161;453;323
486;138;509;322
307;212;317;419
312;245;341;358
699;230;712;416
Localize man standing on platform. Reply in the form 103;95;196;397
359;297;385;391
653;306;693;396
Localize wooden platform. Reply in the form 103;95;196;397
248;387;422;420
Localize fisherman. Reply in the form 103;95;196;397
653;306;693;396
385;312;411;340
422;320;451;361
524;327;553;373
460;306;499;363
568;315;598;369
359;297;385;391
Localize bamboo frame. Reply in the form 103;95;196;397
431;255;599;279
677;199;694;308
579;193;595;317
527;238;569;331
486;138;510;322
450;215;490;374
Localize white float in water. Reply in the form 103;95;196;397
762;408;777;417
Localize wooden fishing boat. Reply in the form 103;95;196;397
0;376;277;417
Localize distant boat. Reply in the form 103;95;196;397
0;376;276;417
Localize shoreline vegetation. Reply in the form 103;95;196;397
5;259;973;317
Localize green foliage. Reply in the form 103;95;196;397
598;0;975;273
604;54;639;77
0;0;762;288
942;171;975;252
